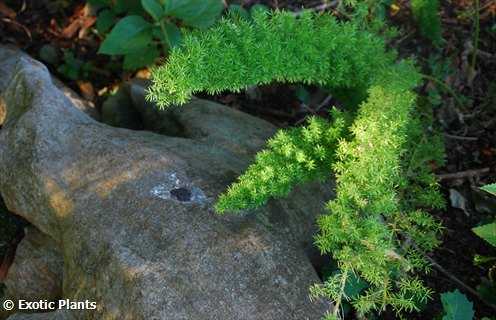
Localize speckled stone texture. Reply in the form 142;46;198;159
0;46;333;320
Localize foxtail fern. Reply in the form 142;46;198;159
411;0;443;45
148;10;445;319
147;11;394;107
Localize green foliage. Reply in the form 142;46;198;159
482;183;496;197
216;110;348;212
473;222;496;247
147;10;395;108
411;0;443;45
227;4;270;21
422;54;470;109
147;11;445;319
37;45;98;81
99;15;154;55
57;50;94;80
94;0;223;70
163;0;224;29
314;76;443;316
440;290;475;320
471;183;496;311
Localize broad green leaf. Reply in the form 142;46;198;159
114;0;144;15
123;45;160;70
99;16;153;55
441;290;474;320
96;9;116;34
164;22;182;48
472;222;496;247
152;22;182;50
141;0;164;21
164;0;223;29
481;183;496;197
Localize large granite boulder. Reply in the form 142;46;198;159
0;46;333;319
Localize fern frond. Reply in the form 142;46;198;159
147;10;394;108
411;0;443;45
216;110;347;213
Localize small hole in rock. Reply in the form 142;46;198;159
170;188;192;202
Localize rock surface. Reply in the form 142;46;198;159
1;227;63;319
101;84;143;130
0;46;333;319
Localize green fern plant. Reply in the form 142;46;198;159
147;10;445;319
411;0;443;45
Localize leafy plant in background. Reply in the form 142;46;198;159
440;289;475;320
471;183;496;307
421;53;470;111
57;49;94;80
39;45;96;81
227;3;269;20
147;11;446;319
411;0;443;45
89;0;223;70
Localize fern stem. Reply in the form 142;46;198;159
333;270;349;318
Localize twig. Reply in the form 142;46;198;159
436;168;490;181
402;236;496;313
315;95;333;112
294;95;333;125
443;133;478;141
423;253;496;312
293;0;339;16
1;17;31;39
310;1;339;12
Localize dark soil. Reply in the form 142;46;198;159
0;0;495;319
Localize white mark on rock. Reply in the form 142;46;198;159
150;185;169;200
150;172;207;204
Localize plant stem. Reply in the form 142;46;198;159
333;270;348;318
471;0;480;71
421;74;465;109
